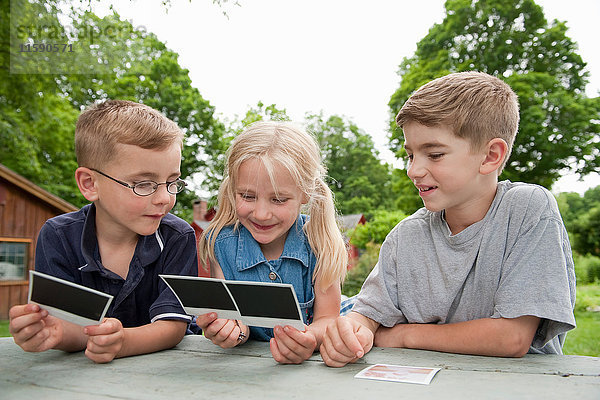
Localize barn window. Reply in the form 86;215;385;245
0;239;30;281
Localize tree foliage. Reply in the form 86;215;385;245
349;210;408;250
1;0;84;206
557;185;600;257
388;0;600;189
1;1;227;216
305;113;395;216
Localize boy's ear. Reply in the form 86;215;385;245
480;138;508;176
75;167;99;201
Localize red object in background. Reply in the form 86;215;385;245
190;199;215;277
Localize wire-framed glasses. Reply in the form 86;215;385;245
90;168;186;196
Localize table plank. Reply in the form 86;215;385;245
1;336;599;400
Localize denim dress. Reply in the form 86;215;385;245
214;215;316;341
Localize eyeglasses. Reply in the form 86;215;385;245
90;168;187;196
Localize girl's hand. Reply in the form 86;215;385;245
9;304;64;352
270;325;317;364
83;318;124;363
196;313;247;348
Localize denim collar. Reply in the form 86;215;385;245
235;215;311;272
78;203;163;275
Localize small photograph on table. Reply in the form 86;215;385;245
355;363;441;385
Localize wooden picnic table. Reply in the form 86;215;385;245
1;335;599;399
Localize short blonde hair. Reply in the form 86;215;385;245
200;121;347;290
75;100;183;168
396;71;519;172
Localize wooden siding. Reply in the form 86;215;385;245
0;165;77;319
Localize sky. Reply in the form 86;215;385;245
88;0;600;195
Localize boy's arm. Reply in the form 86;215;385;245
84;319;187;363
320;311;380;367
374;315;540;357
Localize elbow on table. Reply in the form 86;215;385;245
501;334;531;358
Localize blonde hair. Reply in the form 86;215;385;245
199;121;347;290
75;100;183;168
395;71;519;172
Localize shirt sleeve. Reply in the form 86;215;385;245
492;214;576;349
149;229;198;323
352;227;408;327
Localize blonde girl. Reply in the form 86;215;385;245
196;121;348;364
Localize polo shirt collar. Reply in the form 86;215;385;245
78;203;164;274
235;215;311;271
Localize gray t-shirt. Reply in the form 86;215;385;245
353;181;576;354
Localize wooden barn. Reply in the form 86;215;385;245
0;163;77;319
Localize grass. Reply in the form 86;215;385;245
1;286;598;356
0;320;10;337
563;284;600;357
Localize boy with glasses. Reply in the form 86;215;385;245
9;100;197;363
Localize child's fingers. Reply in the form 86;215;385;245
85;327;124;363
219;321;243;348
13;320;46;343
201;317;228;339
85;346;118;364
280;325;317;349
84;318;122;336
336;318;365;358
269;337;293;363
270;335;305;364
195;313;218;329
204;319;241;348
355;325;374;355
320;331;355;365
9;304;38;319
319;337;355;367
86;328;122;349
272;326;316;362
18;327;51;351
9;306;48;334
320;318;362;367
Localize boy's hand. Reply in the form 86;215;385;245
319;316;374;367
83;318;124;363
196;313;247;348
9;304;64;352
270;325;316;364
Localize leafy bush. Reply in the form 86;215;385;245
573;253;600;284
572;284;600;314
350;210;407;249
342;243;381;297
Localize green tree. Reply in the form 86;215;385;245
350;209;407;249
2;2;228;215
233;101;291;131
388;0;600;190
556;191;586;233
571;206;600;257
562;186;600;257
1;0;85;206
61;12;227;218
305;113;395;216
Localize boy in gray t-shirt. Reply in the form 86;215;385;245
320;72;576;367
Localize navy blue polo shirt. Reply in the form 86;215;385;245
34;204;197;328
